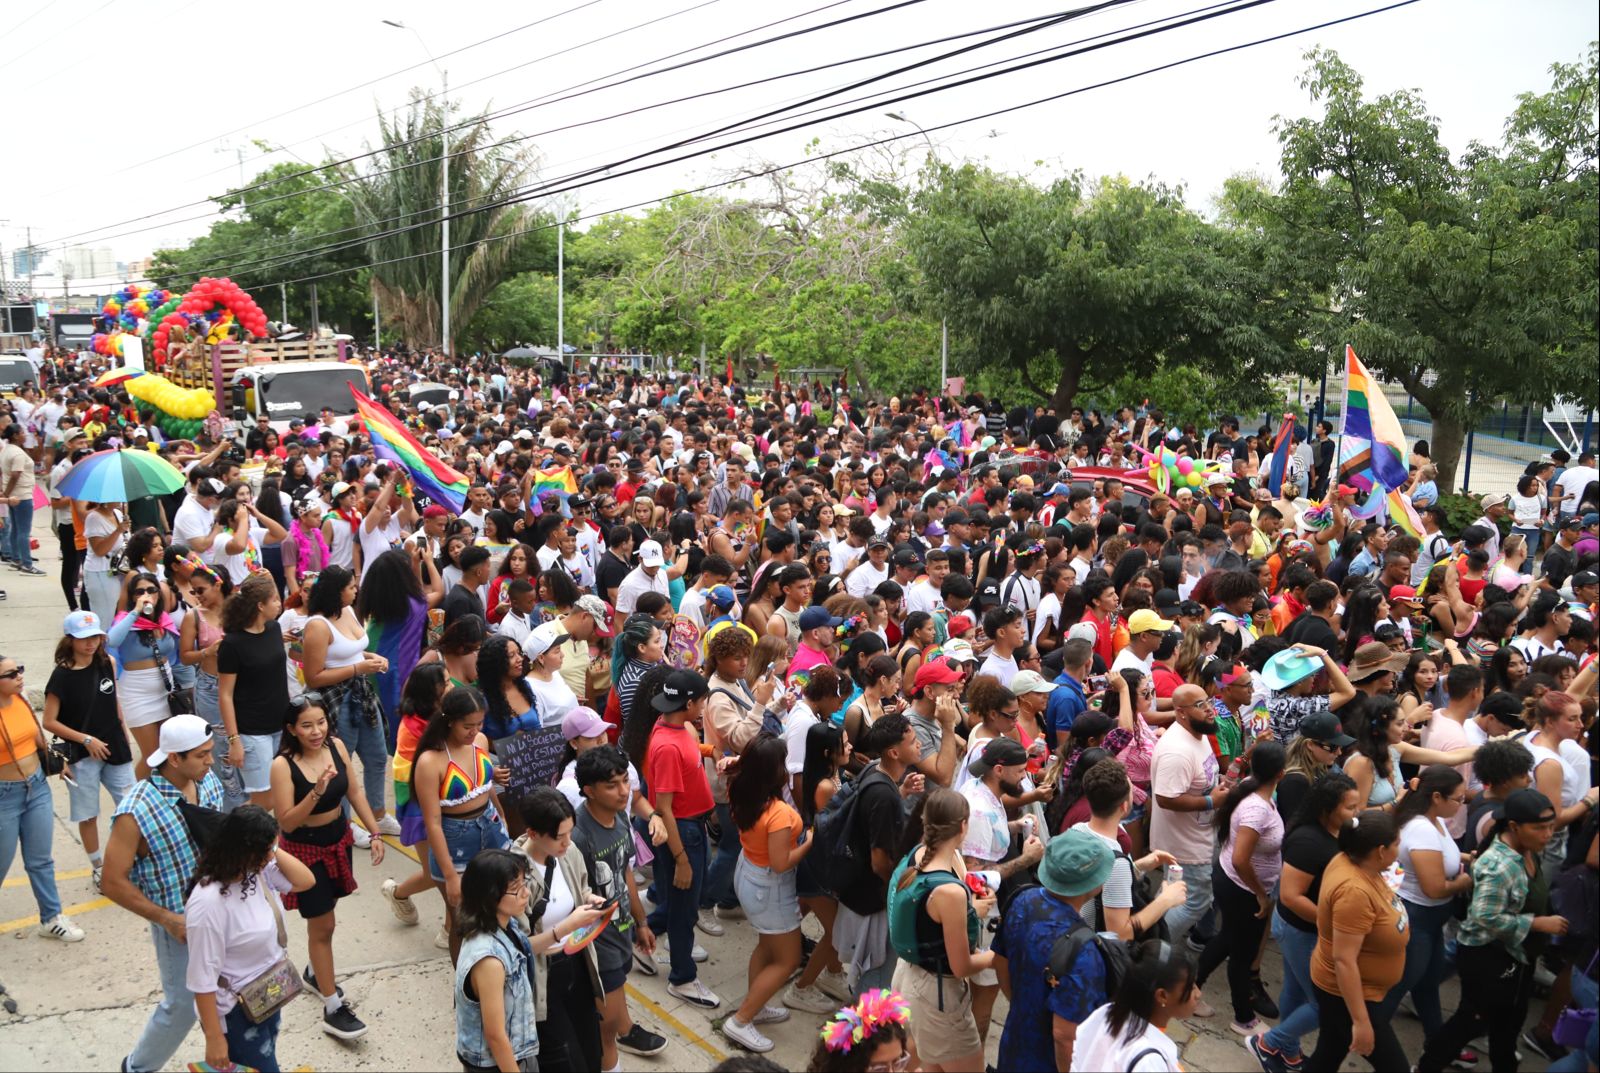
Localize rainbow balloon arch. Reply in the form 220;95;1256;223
90;278;272;439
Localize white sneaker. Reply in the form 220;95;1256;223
720;1015;773;1052
656;939;708;964
783;983;839;1014
91;865;103;896
374;814;402;837
434;926;451;950
752;1004;790;1025
816;968;853;1002
668;978;722;1009
696;909;725;937
351;825;372;849
37;915;85;942
381;878;420;926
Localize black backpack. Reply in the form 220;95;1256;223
811;764;895;899
1091;848;1171;942
1049;916;1132;996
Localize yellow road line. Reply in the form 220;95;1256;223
4;866;92;889
627;983;727;1062
1;896;113;933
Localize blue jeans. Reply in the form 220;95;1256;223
647;814;708;985
334;686;389;816
1162;859;1214;943
0;768;63;921
1382;898;1452;1037
125;922;195;1072
224;1003;282;1072
700;801;740;912
4;497;35;567
194;670;246;812
1265;915;1320;1057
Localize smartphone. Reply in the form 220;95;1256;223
1086;674;1108;692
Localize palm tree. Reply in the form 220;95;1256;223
345;90;539;352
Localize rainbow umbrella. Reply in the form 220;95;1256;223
93;366;145;388
56;448;185;503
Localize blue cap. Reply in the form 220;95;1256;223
707;584;736;609
799;606;844;632
63;609;106;639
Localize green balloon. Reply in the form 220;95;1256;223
144;297;183;340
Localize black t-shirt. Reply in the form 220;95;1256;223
45;662;133;765
1542;544;1575;590
442;584;486;629
1275;771;1312;831
1281;612;1338;653
571;803;636;975
217;622;290;735
1276;823;1338;932
487;508;525;544
595;552;631;603
841;772;906;917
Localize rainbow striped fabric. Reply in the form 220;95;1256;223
350;386;469;512
1266;413;1295;496
1337;345;1410;495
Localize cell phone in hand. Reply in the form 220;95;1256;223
1086;674;1108;692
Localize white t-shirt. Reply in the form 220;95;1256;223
904;578;944;616
1074;822;1135;925
845;560;888;599
557;757;641;818
216;522;267;585
959;780;1010;862
783;701;820;782
1398;814;1461;907
1510;492;1545;528
359;515;402;579
183;860;295;1016
527;673;579;728
1111;647;1154;677
171;495;215;557
83;509;125;573
1032;592;1063;644
1554;465;1598;511
1070;1004;1183;1073
1149;724;1218;865
978;651;1018;689
540;857;575;932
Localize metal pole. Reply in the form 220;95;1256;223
940;318;948;391
373;292;380;349
440;69;451;356
556;208;564;361
1463;424;1476;493
310;282;319;339
1317;362;1328;426
280;283;287;324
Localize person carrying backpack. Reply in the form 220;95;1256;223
886;788;995;1073
991;828;1116;1072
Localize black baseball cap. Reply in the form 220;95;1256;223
651;669;709;713
1499;788;1556;824
1298;710;1355;749
966;736;1029;777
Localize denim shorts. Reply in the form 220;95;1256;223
427;808;511;883
237;732;281;793
66;755;136;823
735;855;801;935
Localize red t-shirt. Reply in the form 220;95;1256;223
1151;665;1184;701
646;721;714;819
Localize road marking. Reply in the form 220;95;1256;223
627;983;727;1062
4;866;92;889
1;896;113;933
350;821;726;1061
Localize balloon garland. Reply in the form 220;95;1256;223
125;373;216;439
151;276;269;366
91;283;177;358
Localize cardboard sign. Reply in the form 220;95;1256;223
494;724;568;803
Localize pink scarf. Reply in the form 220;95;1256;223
115;609;179;636
291;519;330;577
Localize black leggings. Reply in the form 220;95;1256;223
1198;864;1268;1023
1415;943;1531;1072
534;952;601;1073
57;523;83;610
1306;986;1408;1072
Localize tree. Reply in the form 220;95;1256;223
343;90;541;354
1227;46;1598;493
903;165;1304;414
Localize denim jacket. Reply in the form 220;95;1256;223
455;920;538;1067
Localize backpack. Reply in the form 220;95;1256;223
887;857;973;967
1090;848;1171;942
1049;917;1132;997
811;764;895;900
709;685;784;740
664;614;701;670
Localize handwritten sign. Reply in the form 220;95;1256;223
494;725;568;804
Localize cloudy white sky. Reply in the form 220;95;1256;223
2;0;1593;290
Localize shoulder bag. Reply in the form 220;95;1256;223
229;887;303;1023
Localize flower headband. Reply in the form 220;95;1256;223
180;552;221;587
1017;540;1045;557
820;989;911;1054
835;612;869;639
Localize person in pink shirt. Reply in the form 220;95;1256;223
786;606;842;684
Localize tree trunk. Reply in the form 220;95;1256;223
1430;409;1468;495
1050;351;1086;415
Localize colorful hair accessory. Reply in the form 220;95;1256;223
1300;501;1334;532
835;612;869;639
820;989;911;1053
181;551;221;587
1018;540;1045;557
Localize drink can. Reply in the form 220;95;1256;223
1165;864;1184;887
428;608;445;628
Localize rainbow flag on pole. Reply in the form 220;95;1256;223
534;465;578;497
1337;345;1410;497
1266;413;1296;496
349;385;469;512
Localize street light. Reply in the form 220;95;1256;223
886;112;947;394
384;19;450;354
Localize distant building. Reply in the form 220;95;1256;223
62;246;117;280
10;247;46;278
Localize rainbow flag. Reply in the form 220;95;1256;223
1266;413;1295;496
1387;488;1424;539
1337;345;1410;496
534;465;578;496
350;386;468;512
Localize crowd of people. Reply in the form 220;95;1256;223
0;344;1597;1073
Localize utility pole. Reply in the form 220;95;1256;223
556;203;564;363
280;283;288;324
440;68;450;356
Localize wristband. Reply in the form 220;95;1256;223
1201;796;1214;811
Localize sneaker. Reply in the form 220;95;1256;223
715;904;746;921
351;825;372;849
784;982;840;1014
381;878;420;926
656;939;708;964
1522;1028;1567;1062
91;865;102;895
303;963;347;1002
1250;981;1279;1019
751;1004;790;1025
1245;1034;1290;1073
696;909;726;937
632;945;659;976
1232;1017;1262;1036
375;814;402;837
668;978;722;1009
615;1023;668;1056
434;926;451;950
1532;963;1557;990
1449;1048;1479;1070
1191;995;1215;1018
1469;1037;1520;1063
816;968;854;1002
321;1001;368;1040
720;1015;772;1052
37;915;84;942
17;565;44;576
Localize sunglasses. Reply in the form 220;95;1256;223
133;587;159;597
0;666;23;679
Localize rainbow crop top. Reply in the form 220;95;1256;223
440;746;495;807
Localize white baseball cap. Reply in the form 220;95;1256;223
147;714;212;768
638;539;665;567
